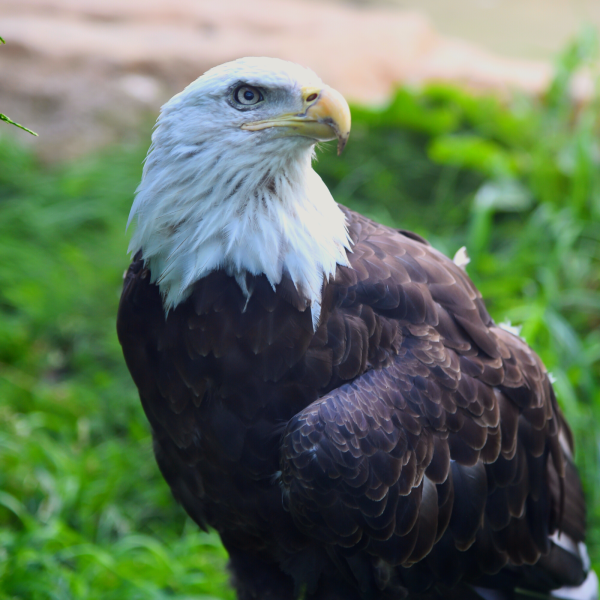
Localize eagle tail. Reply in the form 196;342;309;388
471;562;598;600
549;569;599;600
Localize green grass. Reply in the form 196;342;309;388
1;34;600;598
0;141;233;599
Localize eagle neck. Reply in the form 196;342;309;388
128;141;352;328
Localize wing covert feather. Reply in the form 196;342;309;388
280;208;585;590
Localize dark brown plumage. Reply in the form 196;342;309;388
118;206;591;600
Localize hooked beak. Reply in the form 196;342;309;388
241;85;351;155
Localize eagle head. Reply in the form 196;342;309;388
127;57;353;327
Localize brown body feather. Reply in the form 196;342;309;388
118;206;587;599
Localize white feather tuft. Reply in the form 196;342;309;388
497;320;525;341
453;246;470;270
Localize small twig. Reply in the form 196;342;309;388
0;36;38;135
0;113;39;136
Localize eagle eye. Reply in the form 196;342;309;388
233;85;264;107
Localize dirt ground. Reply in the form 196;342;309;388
0;0;594;160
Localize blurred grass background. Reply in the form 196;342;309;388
1;33;600;599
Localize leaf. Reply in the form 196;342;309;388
473;179;533;212
428;134;517;178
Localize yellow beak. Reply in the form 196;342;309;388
241;85;351;155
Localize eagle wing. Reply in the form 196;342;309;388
280;208;587;593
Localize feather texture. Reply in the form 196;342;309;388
118;206;592;600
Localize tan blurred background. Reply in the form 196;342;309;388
1;0;598;160
357;0;600;60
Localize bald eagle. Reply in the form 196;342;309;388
117;57;597;600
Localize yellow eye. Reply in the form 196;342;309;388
234;85;264;106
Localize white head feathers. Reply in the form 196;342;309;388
127;57;352;328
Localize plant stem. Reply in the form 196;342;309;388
0;113;38;136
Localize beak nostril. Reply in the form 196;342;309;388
306;93;318;102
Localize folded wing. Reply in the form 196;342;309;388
281;210;587;596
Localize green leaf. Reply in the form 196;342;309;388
428;134;518;178
473;179;532;212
